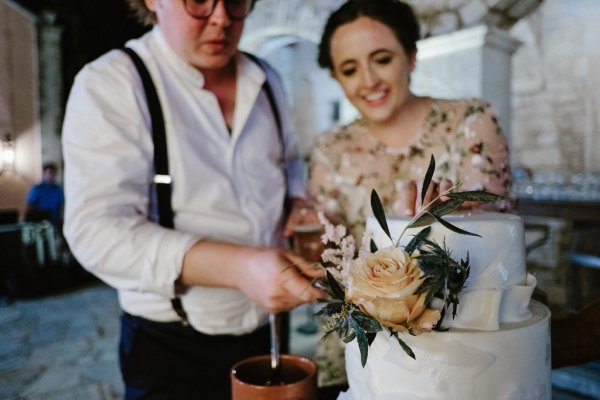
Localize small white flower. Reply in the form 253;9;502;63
361;229;373;251
319;212;347;245
471;154;484;167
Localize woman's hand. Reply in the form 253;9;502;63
395;178;455;216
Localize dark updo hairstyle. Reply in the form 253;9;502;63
318;0;420;70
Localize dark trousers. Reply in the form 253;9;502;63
119;312;270;400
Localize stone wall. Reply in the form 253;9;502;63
510;0;600;172
0;0;40;216
243;0;535;158
246;0;600;174
407;0;542;37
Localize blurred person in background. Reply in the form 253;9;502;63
26;162;65;228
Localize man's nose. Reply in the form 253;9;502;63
209;0;232;26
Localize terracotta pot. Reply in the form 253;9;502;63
231;354;318;400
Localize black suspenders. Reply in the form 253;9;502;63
122;47;175;229
121;47;286;326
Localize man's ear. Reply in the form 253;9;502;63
144;0;157;12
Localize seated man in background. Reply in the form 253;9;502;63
26;162;64;228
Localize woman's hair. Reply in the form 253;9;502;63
126;0;259;26
318;0;420;70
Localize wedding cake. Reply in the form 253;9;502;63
339;211;551;400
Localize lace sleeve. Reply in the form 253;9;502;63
457;101;513;209
308;139;343;220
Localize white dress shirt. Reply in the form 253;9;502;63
62;27;306;335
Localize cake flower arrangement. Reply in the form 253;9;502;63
316;156;503;366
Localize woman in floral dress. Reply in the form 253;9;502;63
310;99;512;242
307;0;512;387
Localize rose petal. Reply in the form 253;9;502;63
410;308;442;334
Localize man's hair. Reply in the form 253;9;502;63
126;0;259;26
42;162;58;172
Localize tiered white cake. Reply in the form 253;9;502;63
339;212;551;400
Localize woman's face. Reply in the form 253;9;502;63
329;16;416;125
145;0;245;72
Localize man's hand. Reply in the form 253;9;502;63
180;241;325;314
238;247;325;313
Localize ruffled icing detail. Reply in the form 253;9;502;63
443;273;536;330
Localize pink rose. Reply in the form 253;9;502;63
347;247;441;333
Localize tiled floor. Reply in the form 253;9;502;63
1;281;598;399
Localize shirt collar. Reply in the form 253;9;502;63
149;26;268;90
150;25;206;87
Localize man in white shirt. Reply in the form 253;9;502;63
62;0;323;398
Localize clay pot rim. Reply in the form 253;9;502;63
231;354;317;389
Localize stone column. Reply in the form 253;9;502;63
411;25;521;147
39;10;64;178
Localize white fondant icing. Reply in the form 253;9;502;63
340;212;552;400
340;301;551;400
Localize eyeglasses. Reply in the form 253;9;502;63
182;0;253;21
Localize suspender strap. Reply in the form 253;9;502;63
122;47;188;325
243;53;283;143
122;47;175;230
244;52;290;216
122;48;288;330
244;53;291;353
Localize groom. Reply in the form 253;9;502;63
61;0;324;398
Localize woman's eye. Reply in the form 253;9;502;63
375;56;392;65
341;67;356;77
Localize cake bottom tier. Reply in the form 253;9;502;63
340;301;551;400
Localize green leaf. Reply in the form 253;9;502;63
326;270;346;301
408;198;463;228
370;190;391;241
421;155;436;204
317;281;342;300
446;191;504;203
393;332;416;359
416;239;471;320
315;301;344;317
340;330;357;343
352;311;383;333
350;317;370;367
370;239;378;253
431;213;481;237
405;227;431;254
367;332;377;346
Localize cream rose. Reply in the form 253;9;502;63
347;247;441;333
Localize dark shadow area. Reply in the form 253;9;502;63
13;0;149;106
0;219;97;303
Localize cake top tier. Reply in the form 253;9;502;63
366;211;534;330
